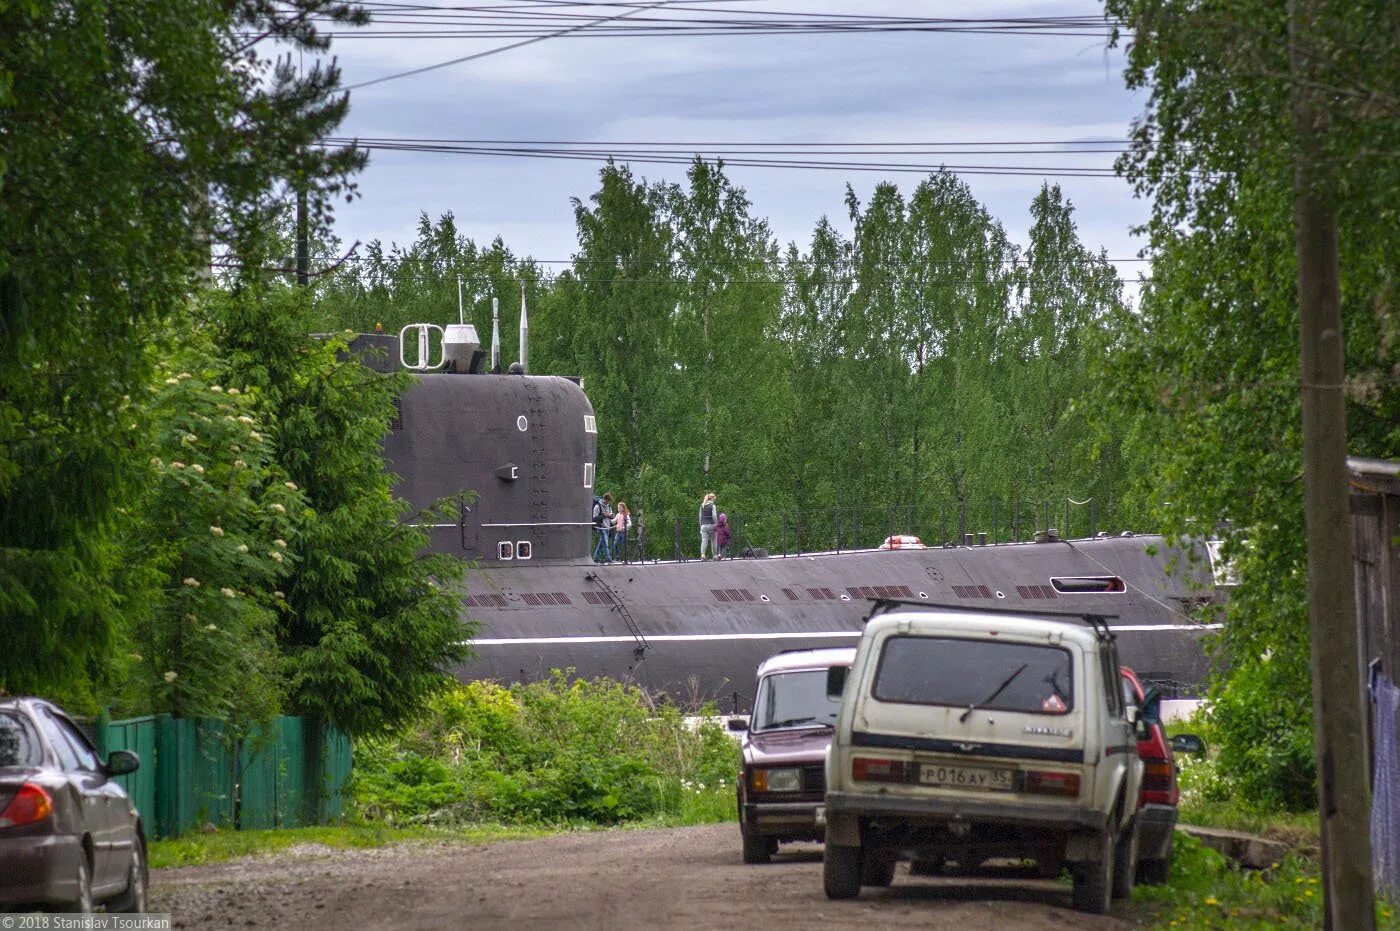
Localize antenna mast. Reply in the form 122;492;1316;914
490;296;501;372
519;281;529;374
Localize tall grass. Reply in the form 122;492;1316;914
352;672;741;828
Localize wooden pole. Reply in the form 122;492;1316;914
1289;1;1375;925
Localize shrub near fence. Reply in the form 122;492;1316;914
96;714;351;838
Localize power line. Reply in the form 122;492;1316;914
318;138;1147;179
320;254;1153;267
307;6;1126;40
343;0;679;91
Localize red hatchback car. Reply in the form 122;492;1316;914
0;698;148;912
1120;668;1178;884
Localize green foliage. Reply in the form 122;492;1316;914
1135;832;1398;930
353;674;740;827
119;322;295;723
315;165;1139;551
0;0;364;702
1101;0;1400;807
211;285;470;736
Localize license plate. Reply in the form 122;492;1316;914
918;763;1014;791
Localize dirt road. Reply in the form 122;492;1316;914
153;824;1143;930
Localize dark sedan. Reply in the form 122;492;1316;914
0;698;147;912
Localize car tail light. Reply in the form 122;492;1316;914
0;784;54;828
1024;770;1081;797
1142;760;1175;791
851;757;907;783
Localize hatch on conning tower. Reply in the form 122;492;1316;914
399;322;486;374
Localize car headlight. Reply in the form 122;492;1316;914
752;767;802;793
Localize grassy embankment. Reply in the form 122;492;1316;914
153;674;740;868
1133;712;1394;929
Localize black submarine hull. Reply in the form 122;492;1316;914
368;338;1220;711
454;537;1218;711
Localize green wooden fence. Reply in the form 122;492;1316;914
96;714;351;838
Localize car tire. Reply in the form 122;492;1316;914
741;829;771;865
1111;819;1138;900
109;840;149;913
823;842;862;899
1070;831;1113;915
860;851;897;887
69;857;94;914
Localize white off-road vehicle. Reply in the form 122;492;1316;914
821;602;1145;914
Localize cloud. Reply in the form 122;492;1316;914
324;1;1148;285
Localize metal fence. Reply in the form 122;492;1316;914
96;714;351;838
599;498;1110;564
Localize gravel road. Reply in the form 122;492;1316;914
153;824;1142;930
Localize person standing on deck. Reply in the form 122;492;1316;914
614;501;632;563
593;492;615;562
715;512;731;560
699;492;718;560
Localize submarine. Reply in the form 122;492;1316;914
360;313;1223;712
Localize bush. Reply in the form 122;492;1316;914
1206;652;1317;812
352;671;741;828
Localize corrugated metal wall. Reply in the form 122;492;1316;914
96;714;351;838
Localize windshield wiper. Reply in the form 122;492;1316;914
960;663;1029;723
763;716;829;729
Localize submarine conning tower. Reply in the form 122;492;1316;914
352;320;598;565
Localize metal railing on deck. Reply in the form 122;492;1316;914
592;498;1113;564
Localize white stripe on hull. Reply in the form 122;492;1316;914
467;623;1221;647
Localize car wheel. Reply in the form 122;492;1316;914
823;842;862;899
741;828;771;865
1111;819;1138;900
860;851;897;887
109;840;148;912
1070;831;1113;914
69;857;94;914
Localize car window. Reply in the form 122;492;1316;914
873;636;1074;714
39;710;101;773
753;669;843;730
0;713;43;768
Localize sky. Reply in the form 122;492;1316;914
318;2;1151;294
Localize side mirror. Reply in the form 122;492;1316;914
826;665;849;699
1170;733;1207;757
726;717;749;733
106;750;140;777
1140;687;1163;727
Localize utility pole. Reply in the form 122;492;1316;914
295;181;309;287
1289;1;1375;927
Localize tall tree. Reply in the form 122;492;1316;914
216;284;468;735
0;0;364;704
1102;0;1400;811
566;163;680;507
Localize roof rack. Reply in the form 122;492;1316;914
866;598;1118;643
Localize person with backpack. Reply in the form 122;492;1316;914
592;492;615;562
698;492;718;560
715;512;731;560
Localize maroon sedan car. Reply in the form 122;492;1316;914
0;698;147;912
732;647;855;864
